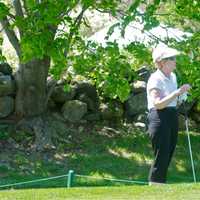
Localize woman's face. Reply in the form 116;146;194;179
160;57;176;73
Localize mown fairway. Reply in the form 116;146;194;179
1;184;200;200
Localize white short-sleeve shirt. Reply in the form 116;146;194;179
147;69;178;110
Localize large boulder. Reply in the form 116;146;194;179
190;112;200;124
0;96;14;118
76;93;97;112
178;113;198;131
0;75;15;96
74;81;99;112
135;113;147;122
125;92;147;117
0;62;13;75
51;85;75;104
136;66;151;82
131;80;146;94
62;100;87;122
177;101;195;116
84;112;101;121
177;100;200;128
190;101;200;123
100;101;124;121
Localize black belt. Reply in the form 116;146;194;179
150;107;177;112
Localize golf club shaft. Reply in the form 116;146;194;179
185;117;196;183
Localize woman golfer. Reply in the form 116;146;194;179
147;45;190;184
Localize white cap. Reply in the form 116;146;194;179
152;45;180;63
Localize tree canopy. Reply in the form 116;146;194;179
0;0;200;103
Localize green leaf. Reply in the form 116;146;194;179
106;23;120;40
0;3;9;19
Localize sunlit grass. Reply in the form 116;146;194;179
1;184;200;200
0;127;199;189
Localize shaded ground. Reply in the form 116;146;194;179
0;121;200;189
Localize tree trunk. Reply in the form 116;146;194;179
15;57;50;118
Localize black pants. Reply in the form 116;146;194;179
147;107;178;183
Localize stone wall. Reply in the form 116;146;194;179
0;63;199;132
0;63;15;118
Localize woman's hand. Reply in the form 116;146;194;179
175;84;191;96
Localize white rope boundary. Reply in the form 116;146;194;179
75;174;148;185
0;174;68;189
0;173;148;189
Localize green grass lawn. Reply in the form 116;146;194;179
1;184;200;200
0;123;200;189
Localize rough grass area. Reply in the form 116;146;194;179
1;184;200;200
0;121;200;189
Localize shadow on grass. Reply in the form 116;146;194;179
66;128;200;187
0;125;200;189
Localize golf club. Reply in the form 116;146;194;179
180;93;196;183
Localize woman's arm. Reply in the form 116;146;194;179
150;84;191;110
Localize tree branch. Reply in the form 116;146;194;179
0;17;21;58
13;0;24;18
0;26;3;33
21;0;28;14
74;7;87;26
13;0;24;37
82;17;90;28
59;0;80;19
94;8;170;46
65;7;87;56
